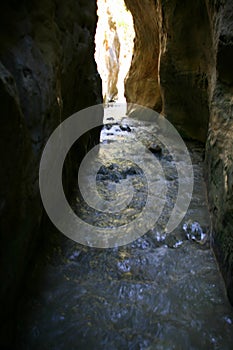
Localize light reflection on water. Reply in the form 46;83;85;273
18;104;233;349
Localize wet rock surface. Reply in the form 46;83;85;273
17;105;233;349
148;144;162;156
0;0;102;345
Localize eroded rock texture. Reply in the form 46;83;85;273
95;1;120;103
158;0;213;142
125;0;212;141
125;0;233;304
0;0;102;344
1;2;233;347
124;0;162;112
205;0;233;305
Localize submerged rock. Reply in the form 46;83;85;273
183;221;208;245
148;144;162;155
120;124;131;132
97;163;126;183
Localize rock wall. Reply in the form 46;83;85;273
125;0;213;141
0;0;102;345
95;0;134;103
95;2;120;103
124;0;233;304
158;0;213;142
1;3;233;346
205;0;233;305
124;0;162;112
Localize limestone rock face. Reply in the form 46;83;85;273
104;20;120;102
0;0;102;344
125;0;212;141
95;1;120;102
124;0;233;304
124;0;162;112
95;0;134;103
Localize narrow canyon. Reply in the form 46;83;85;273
0;0;233;349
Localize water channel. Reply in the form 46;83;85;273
17;104;233;349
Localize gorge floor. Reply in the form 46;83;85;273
17;104;233;350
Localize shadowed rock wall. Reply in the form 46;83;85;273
125;0;212;142
124;0;233;305
0;0;102;344
205;0;233;305
158;0;213;142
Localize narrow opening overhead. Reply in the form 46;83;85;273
95;0;135;103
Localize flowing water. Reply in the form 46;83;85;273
17;104;233;349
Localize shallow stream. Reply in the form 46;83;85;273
18;104;233;349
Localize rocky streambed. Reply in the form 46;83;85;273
17;104;233;349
